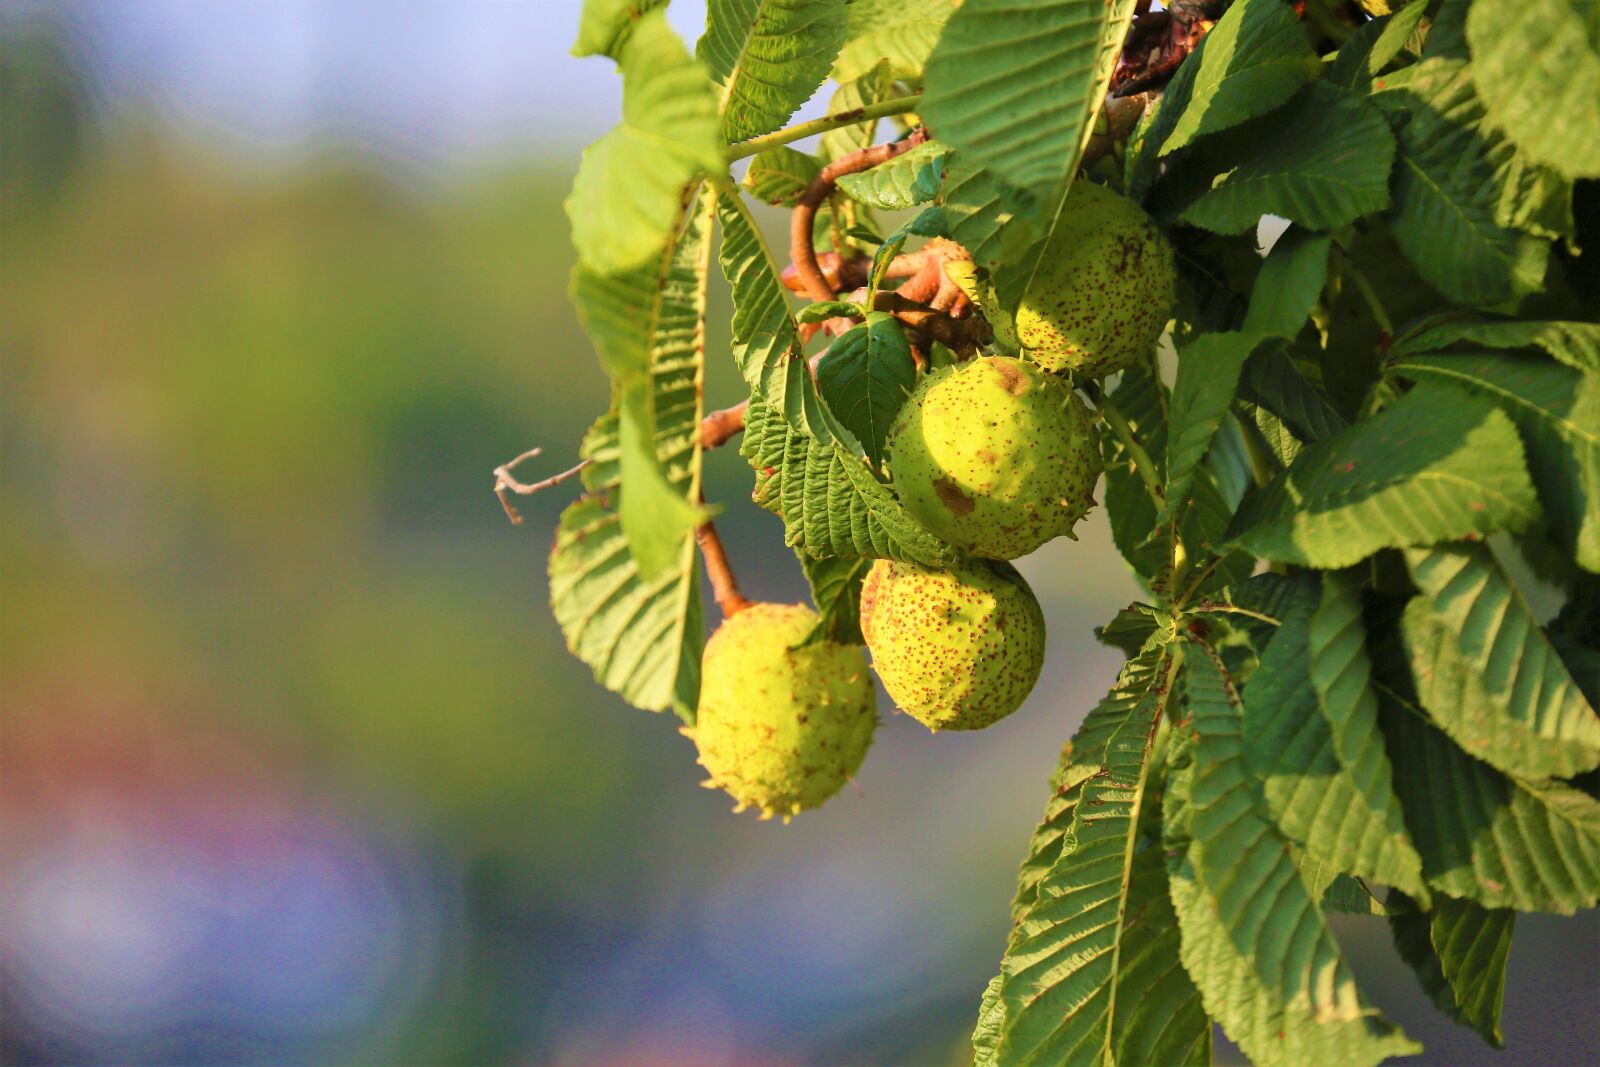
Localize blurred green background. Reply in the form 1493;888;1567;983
1;4;1594;1065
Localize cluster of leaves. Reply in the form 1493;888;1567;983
545;0;1599;1063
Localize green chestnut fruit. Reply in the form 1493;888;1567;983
686;602;876;821
887;355;1102;560
860;558;1046;731
1015;181;1176;379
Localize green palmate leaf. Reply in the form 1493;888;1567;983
1179;82;1395;236
1008;680;1141;925
1125;0;1318;199
549;493;703;720
814;311;916;466
1389;317;1600;374
831;0;955;82
1164;331;1276;532
1158;0;1320;157
835;140;950;209
1400;543;1600;778
1426;0;1470;59
742;146;822;205
715;191;851;448
1239;347;1349;444
995;646;1209;1067
1243;227;1332;338
820;60;894;162
972;974;1006;1067
567;11;723;275
1170;643;1419;1067
1228;382;1541;568
940;155;1040;304
1372;59;1550;306
570;189;715;577
922;0;1137;205
1388;891;1514;1048
796;553;869;645
1242;572;1427;898
740;398;957;565
1322;873;1389;916
1377;682;1600;914
1467;0;1600;180
1102;354;1172;586
699;0;846;142
1393;351;1600;571
548;192;711;718
1328;0;1430;89
1495;148;1578;247
571;0;667;60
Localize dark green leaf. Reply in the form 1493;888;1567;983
1328;0;1430;89
923;0;1137;203
1388;891;1514;1047
1243;227;1332;337
1228;382;1541;567
1372;59;1550;306
1400;544;1600;778
995;647;1204;1066
1393;351;1600;570
797;553;870;645
1243;571;1428;895
1376;680;1600;914
740;398;958;565
1170;642;1419;1067
1158;0;1320;156
815;312;917;466
1389;316;1600;374
1179;82;1396;236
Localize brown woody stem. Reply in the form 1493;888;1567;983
790;129;930;303
695;519;750;618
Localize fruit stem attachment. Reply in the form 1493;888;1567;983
695;519;750;618
1095;394;1164;507
724;95;922;163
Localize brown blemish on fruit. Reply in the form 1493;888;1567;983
934;476;976;516
993;359;1027;397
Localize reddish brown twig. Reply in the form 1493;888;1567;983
871;290;991;353
700;399;749;449
695;519;750;618
789;129;930;303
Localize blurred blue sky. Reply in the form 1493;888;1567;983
41;0;773;168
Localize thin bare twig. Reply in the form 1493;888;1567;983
494;449;589;524
494;401;751;525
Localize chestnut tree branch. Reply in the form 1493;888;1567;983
790;129;930;303
695;518;750;618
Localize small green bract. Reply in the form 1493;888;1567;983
860;558;1046;732
687;602;876;821
888;355;1102;560
1015;180;1177;378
